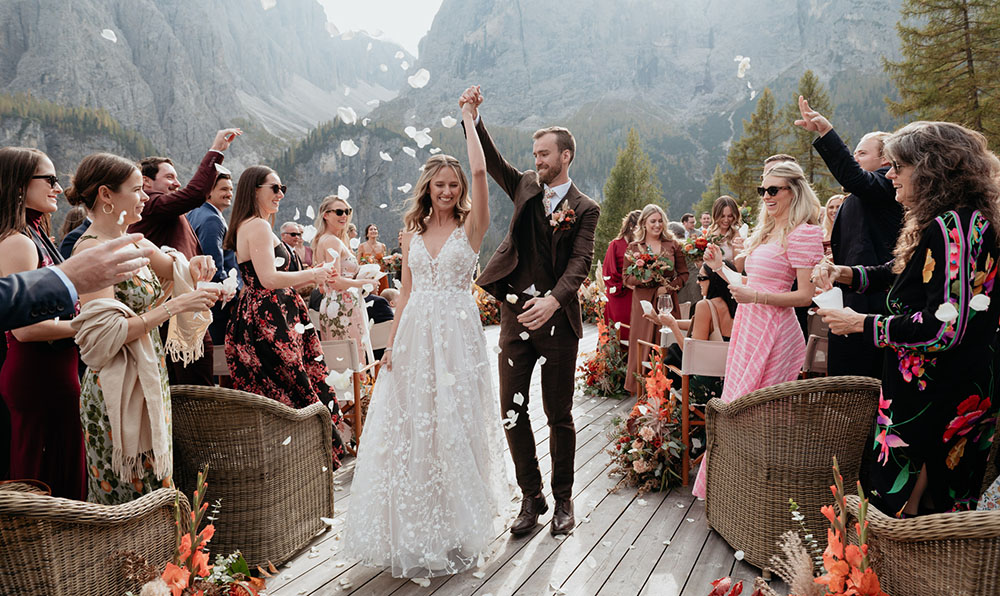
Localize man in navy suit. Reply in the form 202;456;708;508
187;172;238;343
59;213;91;260
795;95;902;378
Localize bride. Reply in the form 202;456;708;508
343;88;511;577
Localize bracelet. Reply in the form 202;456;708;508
762;292;768;305
139;313;149;334
384;347;393;352
753;290;759;304
163;302;174;318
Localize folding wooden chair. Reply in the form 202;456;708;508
368;320;393;378
211;344;229;384
321;339;377;453
666;338;730;486
802;311;830;377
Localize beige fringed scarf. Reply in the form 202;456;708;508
72;299;171;482
159;247;212;366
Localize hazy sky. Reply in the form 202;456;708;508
316;0;445;56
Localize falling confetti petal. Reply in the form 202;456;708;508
321;517;336;526
472;571;485;579
315;354;324;361
344;87;351;96
281;436;291;445
260;0;276;9
492;346;502;354
116;210;126;225
337;107;357;125
379;64;388;72
294;207;300;221
750;90;757;100
379;203;388;209
429;147;442;154
734;55;751;78
397;183;412;193
340;139;360;156
404;125;417;138
274;257;285;267
663;539;671;545
441;116;458;128
637;498;648;506
306;205;315;219
414;130;433;148
100;29;118;43
407;68;430;88
350;237;361;250
379;151;393;161
508;358;514;367
550;326;556;336
538;356;547;366
301;225;317;243
401;60;410;70
585;556;597;569
293;322;305;334
366;100;380;108
734;550;745;561
686;518;695;523
411;578;430;587
512;559;523;567
506;294;518;304
402;147;416;158
394;50;405;59
519;331;530;341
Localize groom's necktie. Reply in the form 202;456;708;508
543;188;556;215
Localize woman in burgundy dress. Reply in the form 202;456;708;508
223;166;347;467
0;147;85;499
602;209;640;342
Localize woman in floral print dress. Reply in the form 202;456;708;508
817;121;1000;516
224;166;347;468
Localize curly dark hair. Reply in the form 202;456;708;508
885;121;1000;272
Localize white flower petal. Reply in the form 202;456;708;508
100;29;118;43
508;358;514;367
519;331;530;341
362;117;370;127
379;64;388;72
441;116;458;128
320;517;336;526
407;68;430;88
429;147;442;154
411;578;430;587
970;293;991;312
293;322;306;334
734;550;745;561
538;356;547;366
116;210;126;225
394;50;405;59
337;184;350;199
402;146;416;158
340;139;360;156
282;436;291;445
306;205;315;219
350;237;361;250
401;60;411;70
301;224;317;243
337;106;357;125
414;131;433;148
344;87;351;96
379;203;388;209
585;556;597;569
492;345;502;354
379;151;393;161
367;99;380;107
935;301;959;323
294;207;300;221
274;257;285;267
513;392;524;406
506;294;518;304
404;126;417;138
397;183;412;193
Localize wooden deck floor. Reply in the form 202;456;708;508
268;324;786;596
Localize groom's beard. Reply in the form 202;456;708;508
537;161;563;186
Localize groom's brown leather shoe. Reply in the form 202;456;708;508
510;494;548;536
550;498;574;536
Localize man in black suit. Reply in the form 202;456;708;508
1;233;153;331
59;214;91;260
795;95;902;377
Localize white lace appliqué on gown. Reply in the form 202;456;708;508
343;226;513;578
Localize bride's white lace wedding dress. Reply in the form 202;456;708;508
343;225;512;578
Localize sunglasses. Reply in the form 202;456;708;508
756;185;791;197
890;160;906;173
697;274;711;282
32;174;60;189
283;232;302;237
257;183;287;194
327;208;352;216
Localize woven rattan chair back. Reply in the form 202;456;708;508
169;385;335;568
704;376;881;569
0;487;188;596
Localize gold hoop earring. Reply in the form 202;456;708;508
102;203;114;215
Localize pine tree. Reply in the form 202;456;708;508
692;163;726;216
594;128;664;266
884;0;1000;149
723;88;782;214
781;71;838;200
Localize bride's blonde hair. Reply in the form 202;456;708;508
743;162;821;255
402;155;470;234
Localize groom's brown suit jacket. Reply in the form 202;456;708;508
474;119;600;339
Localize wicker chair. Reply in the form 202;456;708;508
0;486;188;596
704;376;881;569
170;385;336;568
845;495;1000;595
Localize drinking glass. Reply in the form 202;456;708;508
657;293;673;315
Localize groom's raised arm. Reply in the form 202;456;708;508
470;118;524;201
551;201;600;309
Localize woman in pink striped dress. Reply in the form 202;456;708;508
694;162;824;497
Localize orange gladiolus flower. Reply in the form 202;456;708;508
161;562;190;596
192;548;212;578
179;533;192;559
198;523;215;544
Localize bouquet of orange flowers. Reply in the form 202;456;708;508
682;233;723;260
383;253;402;274
474;284;501;325
577;309;628;398
606;353;684;493
624;245;675;288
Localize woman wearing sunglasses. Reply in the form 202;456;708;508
224;167;348;468
310;195;372;358
815;122;1000;516
0;147;87;499
697;161;824;497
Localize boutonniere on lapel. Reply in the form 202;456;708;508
550;203;576;231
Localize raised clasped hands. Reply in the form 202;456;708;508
793;95;833;136
189;255;216;284
459;85;483;119
313;264;339;289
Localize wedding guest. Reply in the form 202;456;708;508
380;287;399;310
358;223;389;293
280;221;313;267
0;147;85;499
697;161;824;497
821;194;845;256
310;196;371;355
223;166;347;466
681;213;697;239
699;212;712;235
347;222;358;242
187;172;238;344
667;221;686;239
816;121;1000;516
59;205;88;246
623;204;688;395
129;128;241;387
706;195;745;261
390;229;404;282
796;96;902;378
763;153;798;176
68;152;220;504
602;209;641;342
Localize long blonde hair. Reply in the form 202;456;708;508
313;195;351;248
885;121;1000;272
402;155;470;234
743;162;821;255
633;204;675;245
821;194;845;240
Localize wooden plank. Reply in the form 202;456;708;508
633;497;710;596
679;528;737;596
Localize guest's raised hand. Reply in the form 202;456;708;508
703;244;723;270
793;96;833;136
189;255;216;283
312;264;338;288
728;283;757;304
211;128;243;152
817;307;865;335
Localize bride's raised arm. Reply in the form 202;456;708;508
462;87;489;252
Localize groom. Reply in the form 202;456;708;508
461;86;600;536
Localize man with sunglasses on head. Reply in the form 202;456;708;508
795;95;902;378
127;128;242;385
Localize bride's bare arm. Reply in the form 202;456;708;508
381;231;413;371
463;88;490;252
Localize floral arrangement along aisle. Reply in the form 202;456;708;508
578;277;605;324
606;353;684;493
708;457;888;596
577;309;629;399
116;466;266;596
474;284;501;325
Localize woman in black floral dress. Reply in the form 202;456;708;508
817;121;1000;516
224;166;346;467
